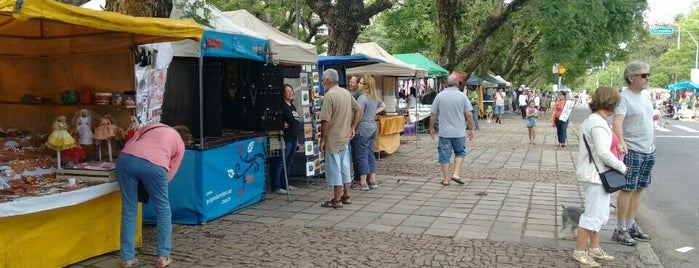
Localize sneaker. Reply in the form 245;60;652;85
274;188;288;194
156;256;172;268
121;259;136;268
368;183;378;189
351;183;369;191
588;248;614;261
572;251;600;267
629;224;652;241
287;185;298;190
612;228;637;246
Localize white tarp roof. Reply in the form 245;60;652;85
345;42;427;77
81;0;268;58
223;10;316;65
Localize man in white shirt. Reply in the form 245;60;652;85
518;90;529;119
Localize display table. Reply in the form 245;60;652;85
375;115;405;154
143;136;267;224
0;183;142;268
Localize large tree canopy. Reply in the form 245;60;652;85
70;0;650;90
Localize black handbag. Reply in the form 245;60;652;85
583;135;627;193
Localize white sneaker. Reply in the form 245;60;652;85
287;185;297;190
275;189;288;194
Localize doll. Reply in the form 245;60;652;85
73;109;93;146
125;116;140;142
46;115;76;169
93;113;119;162
46;115;76;151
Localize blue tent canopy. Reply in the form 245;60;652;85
465;74;481;86
667;81;699;91
318;54;383;67
200;30;268;61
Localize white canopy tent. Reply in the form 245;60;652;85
223;10;317;65
345;42;427;77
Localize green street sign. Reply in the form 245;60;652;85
650;27;674;34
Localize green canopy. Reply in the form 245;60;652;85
394;53;449;77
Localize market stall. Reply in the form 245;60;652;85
0;0;203;266
123;1;274;224
338;43;426;153
224;9;322;180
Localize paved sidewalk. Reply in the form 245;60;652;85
70;109;663;267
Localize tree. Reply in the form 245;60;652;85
305;0;393;55
104;0;172;17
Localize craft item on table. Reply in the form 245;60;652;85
93;113;119;162
45;115;76;169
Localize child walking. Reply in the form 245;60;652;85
526;101;538;144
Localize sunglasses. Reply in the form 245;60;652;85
634;73;651;79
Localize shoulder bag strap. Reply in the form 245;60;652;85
582;134;601;173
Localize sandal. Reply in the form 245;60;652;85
441;181;450;186
156;256;172;268
320;199;343;209
450;177;465;185
341;196;352;204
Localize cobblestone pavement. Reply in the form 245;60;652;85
70;111;663;268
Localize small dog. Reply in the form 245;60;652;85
559;205;584;239
485;106;494;123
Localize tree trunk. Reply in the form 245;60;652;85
435;0;459;71
306;0;392;56
105;0;172;18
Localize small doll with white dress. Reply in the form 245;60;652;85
46;115;76;168
73;109;93;147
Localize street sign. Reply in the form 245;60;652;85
650;27;674;34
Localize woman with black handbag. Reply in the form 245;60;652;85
572;86;628;267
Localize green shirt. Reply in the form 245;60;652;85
467;91;478;105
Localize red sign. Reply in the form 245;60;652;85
205;38;222;49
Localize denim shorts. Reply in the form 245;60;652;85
623;149;656;190
325;144;352;186
494;105;504;115
438;137;466;164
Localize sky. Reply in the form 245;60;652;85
645;0;697;24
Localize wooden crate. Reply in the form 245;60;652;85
57;168;116;182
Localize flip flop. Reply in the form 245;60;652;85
441;181;450;186
451;177;465;185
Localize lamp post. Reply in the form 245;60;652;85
685;30;699;69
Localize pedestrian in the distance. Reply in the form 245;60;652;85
573;86;626;266
494;87;506;124
429;74;475;186
116;123;191;268
526;101;538;144
552;91;570;147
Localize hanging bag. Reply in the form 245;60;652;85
582;135;626;193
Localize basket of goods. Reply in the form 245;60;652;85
38;156;54;169
9;160;25;174
23;159;38;171
94;92;112;105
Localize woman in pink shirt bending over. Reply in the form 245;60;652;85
116;122;192;268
